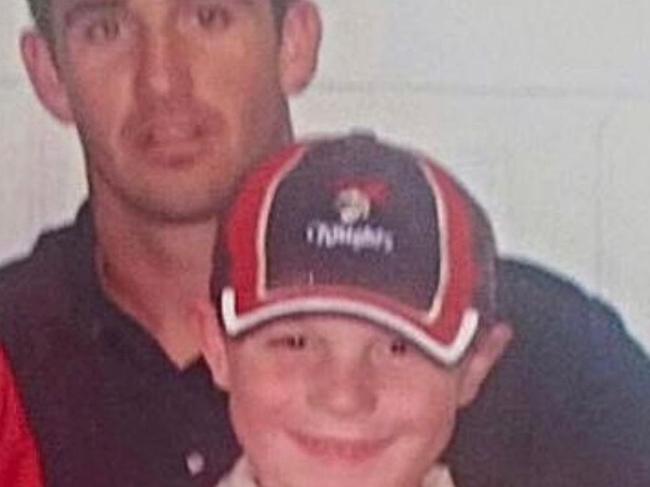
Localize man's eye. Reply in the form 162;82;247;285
195;5;230;29
84;17;121;43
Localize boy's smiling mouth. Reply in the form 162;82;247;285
288;431;393;463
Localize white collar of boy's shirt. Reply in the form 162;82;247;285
216;456;455;487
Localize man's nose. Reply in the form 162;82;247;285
136;29;192;99
307;356;378;419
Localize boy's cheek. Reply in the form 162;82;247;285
228;358;305;421
227;372;307;466
383;375;461;443
231;352;305;393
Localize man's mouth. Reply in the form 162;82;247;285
137;119;205;149
123;108;221;161
289;431;392;463
121;117;217;168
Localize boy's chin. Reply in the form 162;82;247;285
252;437;426;487
262;468;422;487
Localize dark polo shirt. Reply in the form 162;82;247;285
0;205;239;486
0;204;649;486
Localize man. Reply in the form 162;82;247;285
3;0;320;485
0;0;648;486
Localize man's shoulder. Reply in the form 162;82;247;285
495;257;623;335
0;219;88;349
0;222;79;304
451;257;650;487
494;256;649;414
498;257;595;304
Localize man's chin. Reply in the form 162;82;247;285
139;201;222;225
110;186;227;225
103;162;238;224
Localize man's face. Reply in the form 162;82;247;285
26;0;317;222
215;315;471;487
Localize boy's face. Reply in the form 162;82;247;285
205;314;506;487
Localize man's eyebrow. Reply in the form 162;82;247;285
63;0;124;27
182;0;256;8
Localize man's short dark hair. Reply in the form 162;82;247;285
26;0;50;37
27;0;293;39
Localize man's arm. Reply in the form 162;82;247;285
447;258;650;487
519;267;650;487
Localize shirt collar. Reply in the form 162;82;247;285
217;456;455;487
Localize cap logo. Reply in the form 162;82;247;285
335;188;371;224
305;183;394;255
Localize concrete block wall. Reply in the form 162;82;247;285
1;0;648;350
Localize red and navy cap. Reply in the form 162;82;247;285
212;134;497;365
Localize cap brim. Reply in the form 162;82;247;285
220;287;479;366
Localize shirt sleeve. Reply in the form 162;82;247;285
0;346;44;487
448;259;650;487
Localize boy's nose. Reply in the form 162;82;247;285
307;358;378;419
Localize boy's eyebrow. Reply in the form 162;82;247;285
63;0;124;27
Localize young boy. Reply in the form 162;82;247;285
199;134;513;487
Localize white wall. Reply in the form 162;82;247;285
1;1;86;260
1;0;648;350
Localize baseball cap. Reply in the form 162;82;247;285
212;133;497;366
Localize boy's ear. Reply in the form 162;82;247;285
193;299;231;390
457;323;513;407
20;31;75;123
278;0;322;96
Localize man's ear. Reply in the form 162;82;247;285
194;299;231;391
457;323;513;407
20;30;75;123
278;0;322;96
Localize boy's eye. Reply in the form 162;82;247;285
267;334;308;350
370;336;422;367
388;338;410;356
389;339;408;355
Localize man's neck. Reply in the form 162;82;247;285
94;201;218;369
